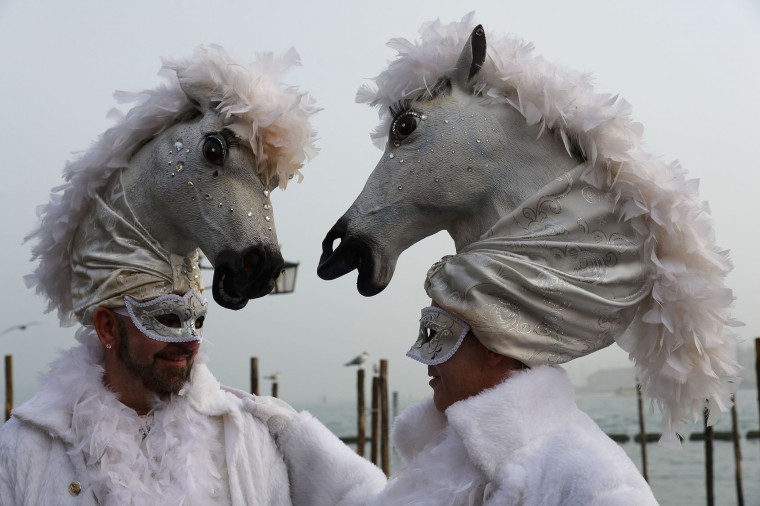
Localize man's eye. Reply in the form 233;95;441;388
155;314;181;328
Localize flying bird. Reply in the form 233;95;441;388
264;372;281;381
0;322;40;336
344;351;369;367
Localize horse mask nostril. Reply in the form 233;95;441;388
322;219;348;256
242;250;261;273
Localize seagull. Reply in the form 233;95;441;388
344;351;369;367
0;322;40;336
264;372;281;382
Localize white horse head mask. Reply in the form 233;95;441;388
319;24;579;295
28;45;318;324
319;16;739;441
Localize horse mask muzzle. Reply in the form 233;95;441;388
213;245;284;309
318;216;389;296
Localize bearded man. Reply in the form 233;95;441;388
0;286;385;505
0;44;385;505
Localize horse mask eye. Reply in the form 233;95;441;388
202;134;226;165
391;112;421;142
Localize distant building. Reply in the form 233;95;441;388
584;367;636;392
584;347;757;392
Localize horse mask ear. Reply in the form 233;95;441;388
452;25;487;88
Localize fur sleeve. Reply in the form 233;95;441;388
277;411;387;506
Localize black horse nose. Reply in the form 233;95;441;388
318;218;356;280
212;246;284;309
242;248;262;274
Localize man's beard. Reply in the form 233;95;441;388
116;319;194;396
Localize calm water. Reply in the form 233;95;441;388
295;388;760;506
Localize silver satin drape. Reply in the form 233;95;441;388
425;163;654;367
70;171;203;324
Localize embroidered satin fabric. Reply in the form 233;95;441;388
115;289;207;343
407;306;470;365
70;171;203;323
425;163;653;367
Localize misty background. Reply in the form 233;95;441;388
0;1;758;417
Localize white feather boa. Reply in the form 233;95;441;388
34;329;230;504
357;12;740;441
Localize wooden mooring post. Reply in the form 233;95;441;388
4;355;12;421
755;338;760;444
731;394;744;506
377;359;391;476
371;375;380;464
704;407;714;506
380;359;390;476
635;380;648;481
356;368;366;457
250;357;259;396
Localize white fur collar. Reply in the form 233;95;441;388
382;402;489;505
14;333;236;504
392;366;576;481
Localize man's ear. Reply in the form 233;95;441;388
486;350;507;368
92;306;120;348
486;351;526;373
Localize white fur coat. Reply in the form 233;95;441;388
375;366;658;505
0;341;386;505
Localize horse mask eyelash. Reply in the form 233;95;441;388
389;99;414;119
220;128;240;148
387;78;454;121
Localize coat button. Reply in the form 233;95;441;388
68;481;82;496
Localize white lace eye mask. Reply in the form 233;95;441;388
114;289;207;343
407;306;470;365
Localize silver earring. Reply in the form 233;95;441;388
106;344;112;349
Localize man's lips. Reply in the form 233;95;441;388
428;375;440;387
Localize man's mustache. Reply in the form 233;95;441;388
155;348;195;361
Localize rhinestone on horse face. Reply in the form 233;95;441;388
27;45;318;322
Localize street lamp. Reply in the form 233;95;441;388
272;261;299;295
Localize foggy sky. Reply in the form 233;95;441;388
0;0;758;411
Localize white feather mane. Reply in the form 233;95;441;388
358;13;740;441
26;44;319;327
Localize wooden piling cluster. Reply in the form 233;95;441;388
362;359;390;476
